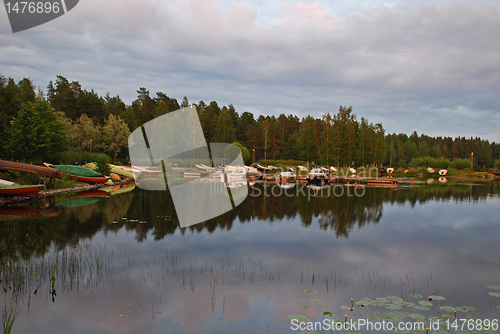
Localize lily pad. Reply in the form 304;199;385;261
310;298;326;306
486;285;500;290
370;300;386;306
428;295;446;300
441;314;454;319
454;306;469;313
403;302;416;307
377;297;391;302
429;316;441;322
414;305;430;311
384;304;402;309
454;330;469;334
392;300;408;306
297;302;311;309
419;301;433;306
356;300;370;307
289;315;309;322
488;292;500;298
388;296;404;301
411;314;425;320
304;289;319;295
368;315;383;322
439;306;456;312
496;306;500;310
410;293;422;298
388;316;403;323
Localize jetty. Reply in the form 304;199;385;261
0;159;62;188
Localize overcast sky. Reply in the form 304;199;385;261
1;0;499;141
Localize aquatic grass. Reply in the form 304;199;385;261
1;305;20;334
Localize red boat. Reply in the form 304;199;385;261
76;176;109;184
0;185;42;196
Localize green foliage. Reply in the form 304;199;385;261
95;154;111;175
215;107;237;143
258;159;307;167
56;174;78;188
228;142;250;164
11;100;51;161
451;158;472;170
101;114;130;163
409;156;451;169
494;159;500;168
51;151;111;166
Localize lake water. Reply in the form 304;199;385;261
1;179;500;334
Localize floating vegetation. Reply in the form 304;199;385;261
355;300;370;307
410;293;422;298
288;315;308;322
384;304;402;309
496;306;500;310
488;292;500;298
428;295;446;301
297;302;311;309
370;300;386;306
414;306;431;311
411;313;426;320
486;285;500;290
304;289;319;295
419;301;433;306
454;306;469;313
310;299;326;306
439;306;455;312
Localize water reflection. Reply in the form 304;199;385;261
1;180;499;334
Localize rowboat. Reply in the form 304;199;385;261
76;176;110;184
0;179;18;186
45;163;104;177
0;184;42;196
109;165;135;178
45;163;109;183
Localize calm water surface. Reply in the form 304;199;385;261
1;180;499;334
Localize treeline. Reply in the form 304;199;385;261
1;73;500;168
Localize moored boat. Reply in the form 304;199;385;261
438;169;448;176
0;184;42;196
276;171;296;183
76;176;110;184
427;167;435;174
307;168;329;185
45;163;109;183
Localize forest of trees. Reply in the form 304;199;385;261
1;73;500;169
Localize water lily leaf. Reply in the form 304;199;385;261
486;285;500;290
356;300;370;306
461;306;475;312
289;315;309;322
370;300;386;306
368;315;383;322
432;330;449;334
454;306;468;313
304;289;318;295
388;316;403;323
323;311;332;317
388;296;404;301
377;297;391;302
429;316;441;322
393;300;407;306
488;292;500;298
428;295;446;300
411;314;425;320
419;301;433;306
414;306;430;311
410;293;422;298
310;299;326;306
439;306;456;312
373;311;389;318
403;302;415;307
454;330;469;334
388;311;405;317
384;304;402;309
496;306;500;310
297;302;311;309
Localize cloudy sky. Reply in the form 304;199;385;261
1;0;499;141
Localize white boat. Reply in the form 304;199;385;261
276;171;296;183
298;165;308;172
0;179;18;186
386;167;395;174
222;166;247;183
244;165;261;177
349;167;357;174
438;169;448;176
427;167;435;174
307;168;329;185
330;166;337;172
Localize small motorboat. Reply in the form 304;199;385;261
276;171;296;183
427;167;435;174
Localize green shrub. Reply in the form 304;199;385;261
51;151;112;166
451;158;472;170
494;159;500;168
95;154;111;175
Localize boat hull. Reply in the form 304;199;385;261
77;176;109;184
0;185;42;196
